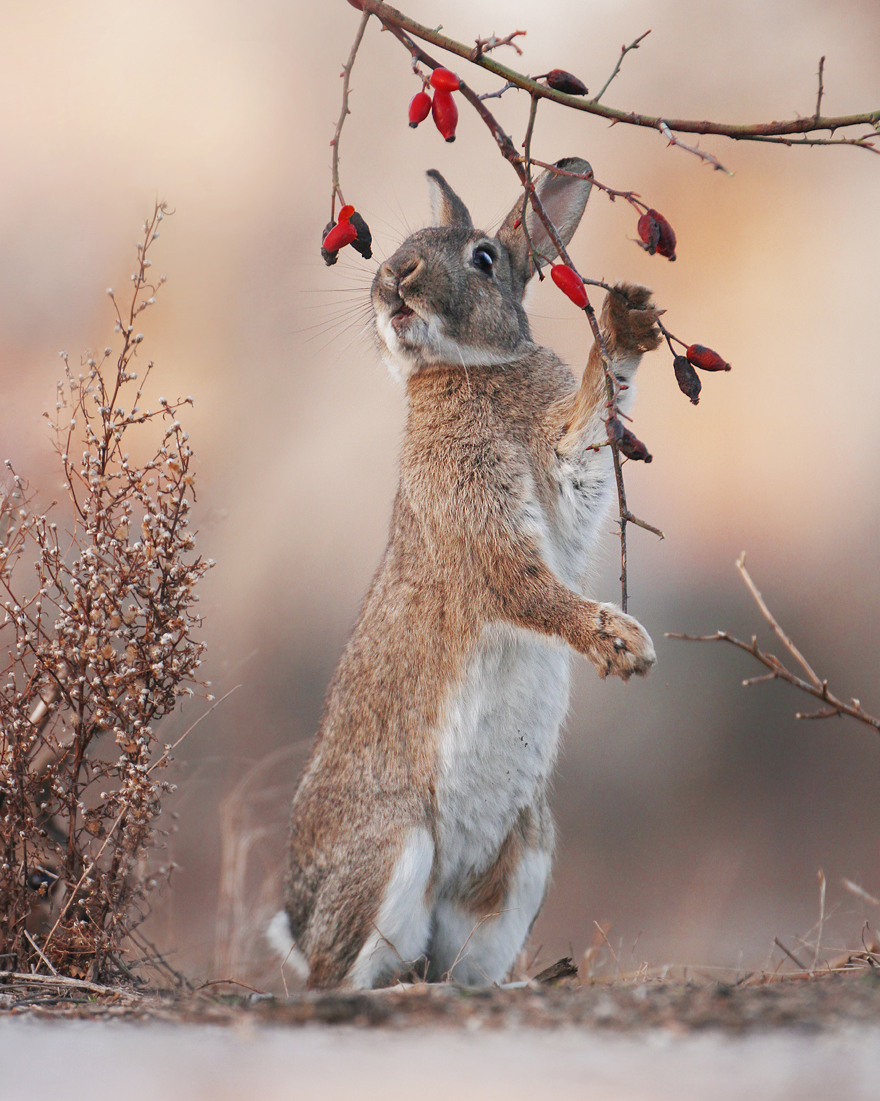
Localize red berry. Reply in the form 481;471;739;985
546;69;588;96
430;68;460;93
686;344;731;372
322;220;358;253
432;89;458;142
408;91;432;128
338;204;355;223
637;209;676;261
673;355;701;404
346;0;365;8
550;264;589;309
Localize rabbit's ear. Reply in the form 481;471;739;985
498;157;592;293
426;169;474;229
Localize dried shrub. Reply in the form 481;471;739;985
0;204;213;981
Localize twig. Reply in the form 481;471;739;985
591;30;652;105
774;936;808;972
0;970;133;997
815;55;826;120
359;3;880;151
659;121;734;175
735;553;821;686
330;9;372;219
23;931;58;976
667;557;880;734
470;30;526;62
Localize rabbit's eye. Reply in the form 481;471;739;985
472;247;495;275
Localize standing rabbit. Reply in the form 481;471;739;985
270;158;660;988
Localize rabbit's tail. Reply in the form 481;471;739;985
266;909;310;981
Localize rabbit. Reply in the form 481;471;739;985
269;157;661;989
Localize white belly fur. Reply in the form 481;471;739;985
432;622;571;892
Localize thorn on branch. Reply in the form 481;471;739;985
470;29;526;62
659;121;734;175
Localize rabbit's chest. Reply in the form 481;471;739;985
432;623;570;886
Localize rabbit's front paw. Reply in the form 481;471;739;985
589;603;656;681
603;283;662;356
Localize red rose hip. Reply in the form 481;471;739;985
432;89;458;141
430;68;460;93
322;220;358;253
550;264;589;309
686;344;731;372
408;91;432;128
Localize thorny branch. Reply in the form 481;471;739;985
667;554;880;735
330;9;371;220
358;1;879;152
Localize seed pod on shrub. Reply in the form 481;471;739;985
322;219;358;255
637;208;676;261
321;220;340;266
619;427;653;463
686;343;731;372
430;68;460;93
673;355;701;404
432;89;458;141
348;211;373;259
550;264;589;309
408;90;432;127
546;69;588;96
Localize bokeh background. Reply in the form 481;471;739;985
2;0;879;985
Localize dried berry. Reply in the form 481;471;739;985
673;355;701;404
550;264;589;309
637;208;676;261
408;90;432;128
619;427;653;463
686;343;731;372
546;69;588;96
322;219;358;254
605;416;625;443
321;220;340;266
432;89;458;142
348;211;373;260
430;68;460;93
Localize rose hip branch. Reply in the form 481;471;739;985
327;0;877;611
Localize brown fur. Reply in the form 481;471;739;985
282;164;659;989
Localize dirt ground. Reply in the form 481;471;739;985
2;963;880;1101
3;954;879;1031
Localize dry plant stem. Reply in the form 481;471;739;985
813;869;826;973
815;55;826;119
842;878;880;908
774;936;809;973
358;0;879;151
591;29;652;104
667;557;880;734
331;9;371;219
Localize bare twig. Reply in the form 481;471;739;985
591;30;652;104
659;121;734;175
668;557;880;734
24;931;58;976
735;553;821;686
330;9;372;219
774;937;809;972
815;55;826;120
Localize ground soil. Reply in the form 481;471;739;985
2;955;879;1032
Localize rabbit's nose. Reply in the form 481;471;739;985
397;256;425;290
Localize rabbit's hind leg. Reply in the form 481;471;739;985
427;836;552;986
305;824;435;989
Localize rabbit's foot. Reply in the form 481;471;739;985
588;603;656;681
603;283;663;357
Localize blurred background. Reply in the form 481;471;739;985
1;0;879;985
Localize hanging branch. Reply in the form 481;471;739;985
357;1;879;153
667;554;880;735
330;9;372;219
